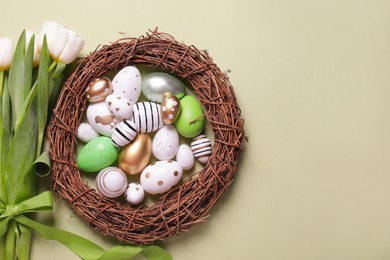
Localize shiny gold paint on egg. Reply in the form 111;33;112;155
160;92;181;125
118;133;152;175
86;77;113;103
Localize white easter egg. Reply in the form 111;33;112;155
112;66;142;103
130;102;163;133
176;144;195;170
152;125;179;160
191;135;212;164
140;160;183;195
96;167;127;198
124;183;145;205
87;101;119;137
77;122;100;142
105;94;133;120
111;120;138;147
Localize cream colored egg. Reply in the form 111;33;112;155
112;66;142;103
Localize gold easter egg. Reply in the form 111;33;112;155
118;133;152;175
86;77;113;103
161;93;181;124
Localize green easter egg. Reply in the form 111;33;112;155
77;136;118;172
174;95;205;138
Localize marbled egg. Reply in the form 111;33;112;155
77;137;118;172
111;120;138;147
152;125;179;160
86;77;113;103
141;72;186;103
191;135;212;164
96;167;127;198
140;160;183;195
87;101;119;136
105;94;133;120
161;93;181;124
174;95;205;138
124;183;145;205
130;102;163;133
77;122;100;143
176;144;195;170
112;66;142;103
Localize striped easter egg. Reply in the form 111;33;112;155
130;102;163;133
111;120;138;147
191;134;212;164
96;167;127;198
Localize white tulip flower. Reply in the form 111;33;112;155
0;37;13;70
25;30;40;67
39;20;85;64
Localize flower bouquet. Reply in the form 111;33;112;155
0;21;171;260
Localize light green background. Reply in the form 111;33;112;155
2;0;390;259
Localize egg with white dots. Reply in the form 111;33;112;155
176;144;195;170
105;94;133;120
96;167;128;198
77;122;100;143
130;102;163;133
112;66;142;103
152;125;179;160
124;183;145;205
140;160;183;195
191;134;212;164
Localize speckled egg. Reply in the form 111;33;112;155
140;160;183;195
105;94;133;120
77;137;118;172
87;101;119;136
176;144;195;170
86;77;113;103
191;134;212;164
96;167;127;198
141;72;186;103
124;183;145;205
112;66;142;103
152;125;179;160
130;102;163;133
77;122;100;143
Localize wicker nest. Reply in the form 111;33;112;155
48;29;246;244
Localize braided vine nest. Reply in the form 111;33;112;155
48;29;246;244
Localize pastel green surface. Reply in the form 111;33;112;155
174;95;204;138
77;137;118;173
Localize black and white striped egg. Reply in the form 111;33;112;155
130;102;163;133
191;135;212;164
96;167;128;198
111;120;138;147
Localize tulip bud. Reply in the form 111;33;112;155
0;37;13;71
58;29;85;65
25;30;41;67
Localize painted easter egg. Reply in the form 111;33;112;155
111;120;138;147
96;167;127;198
141;72;185;103
176;144;195;170
77;137;118;172
105;94;133;120
130;102;163;133
118;133;152;175
174;95;205;138
112;66;142;103
152;125;179;160
86;77;113;103
191;134;212;164
140;160;183;195
161;93;181;124
124;183;145;205
77;122;100;143
87;101;119;136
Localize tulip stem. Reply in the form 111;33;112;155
48;61;57;73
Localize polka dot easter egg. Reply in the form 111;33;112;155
112;66;142;103
105;94;133;120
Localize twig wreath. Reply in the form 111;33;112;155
48;29;246;244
